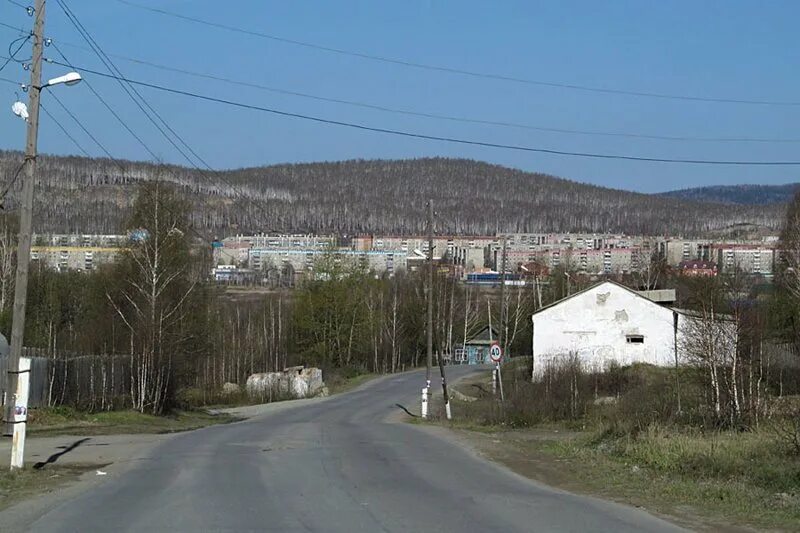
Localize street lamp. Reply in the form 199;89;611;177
43;71;82;88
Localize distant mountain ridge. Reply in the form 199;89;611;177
660;183;800;205
0;151;787;237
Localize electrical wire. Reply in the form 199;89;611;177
47;43;160;161
40;101;90;156
0;75;23;85
2;24;798;144
47;91;111;158
0;21;28;33
0;160;26;205
54;1;288;235
56;0;202;169
4;0;29;10
40;60;800;167
0;34;30;73
0;13;213;242
42;40;800;145
115;0;800;107
54;2;284;232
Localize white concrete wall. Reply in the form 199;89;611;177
532;282;680;372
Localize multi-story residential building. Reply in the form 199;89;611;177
215;234;406;278
30;233;127;272
214;234;336;266
354;235;489;272
247;248;407;277
715;244;776;275
664;239;714;266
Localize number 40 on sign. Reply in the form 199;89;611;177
489;343;503;363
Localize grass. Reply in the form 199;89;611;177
27;406;238;437
0;464;97;512
542;427;800;531
421;365;800;531
326;372;378;395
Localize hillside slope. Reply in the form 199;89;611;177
0;152;786;237
661;183;799;205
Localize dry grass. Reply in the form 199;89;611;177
27;407;237;437
0;464;96;511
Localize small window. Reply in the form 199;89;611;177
626;335;645;344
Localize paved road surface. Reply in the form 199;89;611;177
25;367;681;532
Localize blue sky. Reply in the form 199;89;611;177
1;0;799;192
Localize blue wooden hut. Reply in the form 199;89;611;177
459;326;498;365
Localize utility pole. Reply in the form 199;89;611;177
4;0;45;470
492;237;507;398
499;236;508;356
673;310;682;415
421;199;433;418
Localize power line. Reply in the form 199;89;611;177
47;90;111;158
2;24;798;144
39;101;89;156
48;42;162;161
0;75;24;85
40;60;800;167
115;0;800;108
4;0;30;10
0;160;26;204
55;0;202;168
0;39;212;244
0;22;28;33
53;1;288;234
53;3;284;232
38;39;800;145
0;34;30;74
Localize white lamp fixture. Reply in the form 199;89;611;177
44;71;82;88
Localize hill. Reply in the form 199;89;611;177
660;183;799;205
0;152;787;237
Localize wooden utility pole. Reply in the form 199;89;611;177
499;236;508;356
4;0;45;470
421;199;434;418
673;310;682;414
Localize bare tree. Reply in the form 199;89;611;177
107;182;196;414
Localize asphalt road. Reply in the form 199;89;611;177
26;366;682;532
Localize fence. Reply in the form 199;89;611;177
0;350;131;410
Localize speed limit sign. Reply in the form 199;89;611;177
489;342;503;363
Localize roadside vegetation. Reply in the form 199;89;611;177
435;358;800;530
0;182;539;418
27;406;237;437
420;193;800;530
0;464;97;512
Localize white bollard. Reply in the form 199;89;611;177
421;386;429;419
10;357;31;470
445;400;452;420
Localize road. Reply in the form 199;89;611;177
24;366;681;532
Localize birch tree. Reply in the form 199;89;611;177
107;182;196;414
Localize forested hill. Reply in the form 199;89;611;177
660;183;800;205
0;151;786;237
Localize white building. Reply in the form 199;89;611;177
530;281;729;375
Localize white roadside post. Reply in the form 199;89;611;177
10;357;31;469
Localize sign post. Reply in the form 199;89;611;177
489;343;504;401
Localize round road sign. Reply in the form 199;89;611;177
489;343;503;363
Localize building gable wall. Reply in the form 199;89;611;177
533;282;677;369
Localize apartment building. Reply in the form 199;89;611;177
715;245;776;275
30;234;127;272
